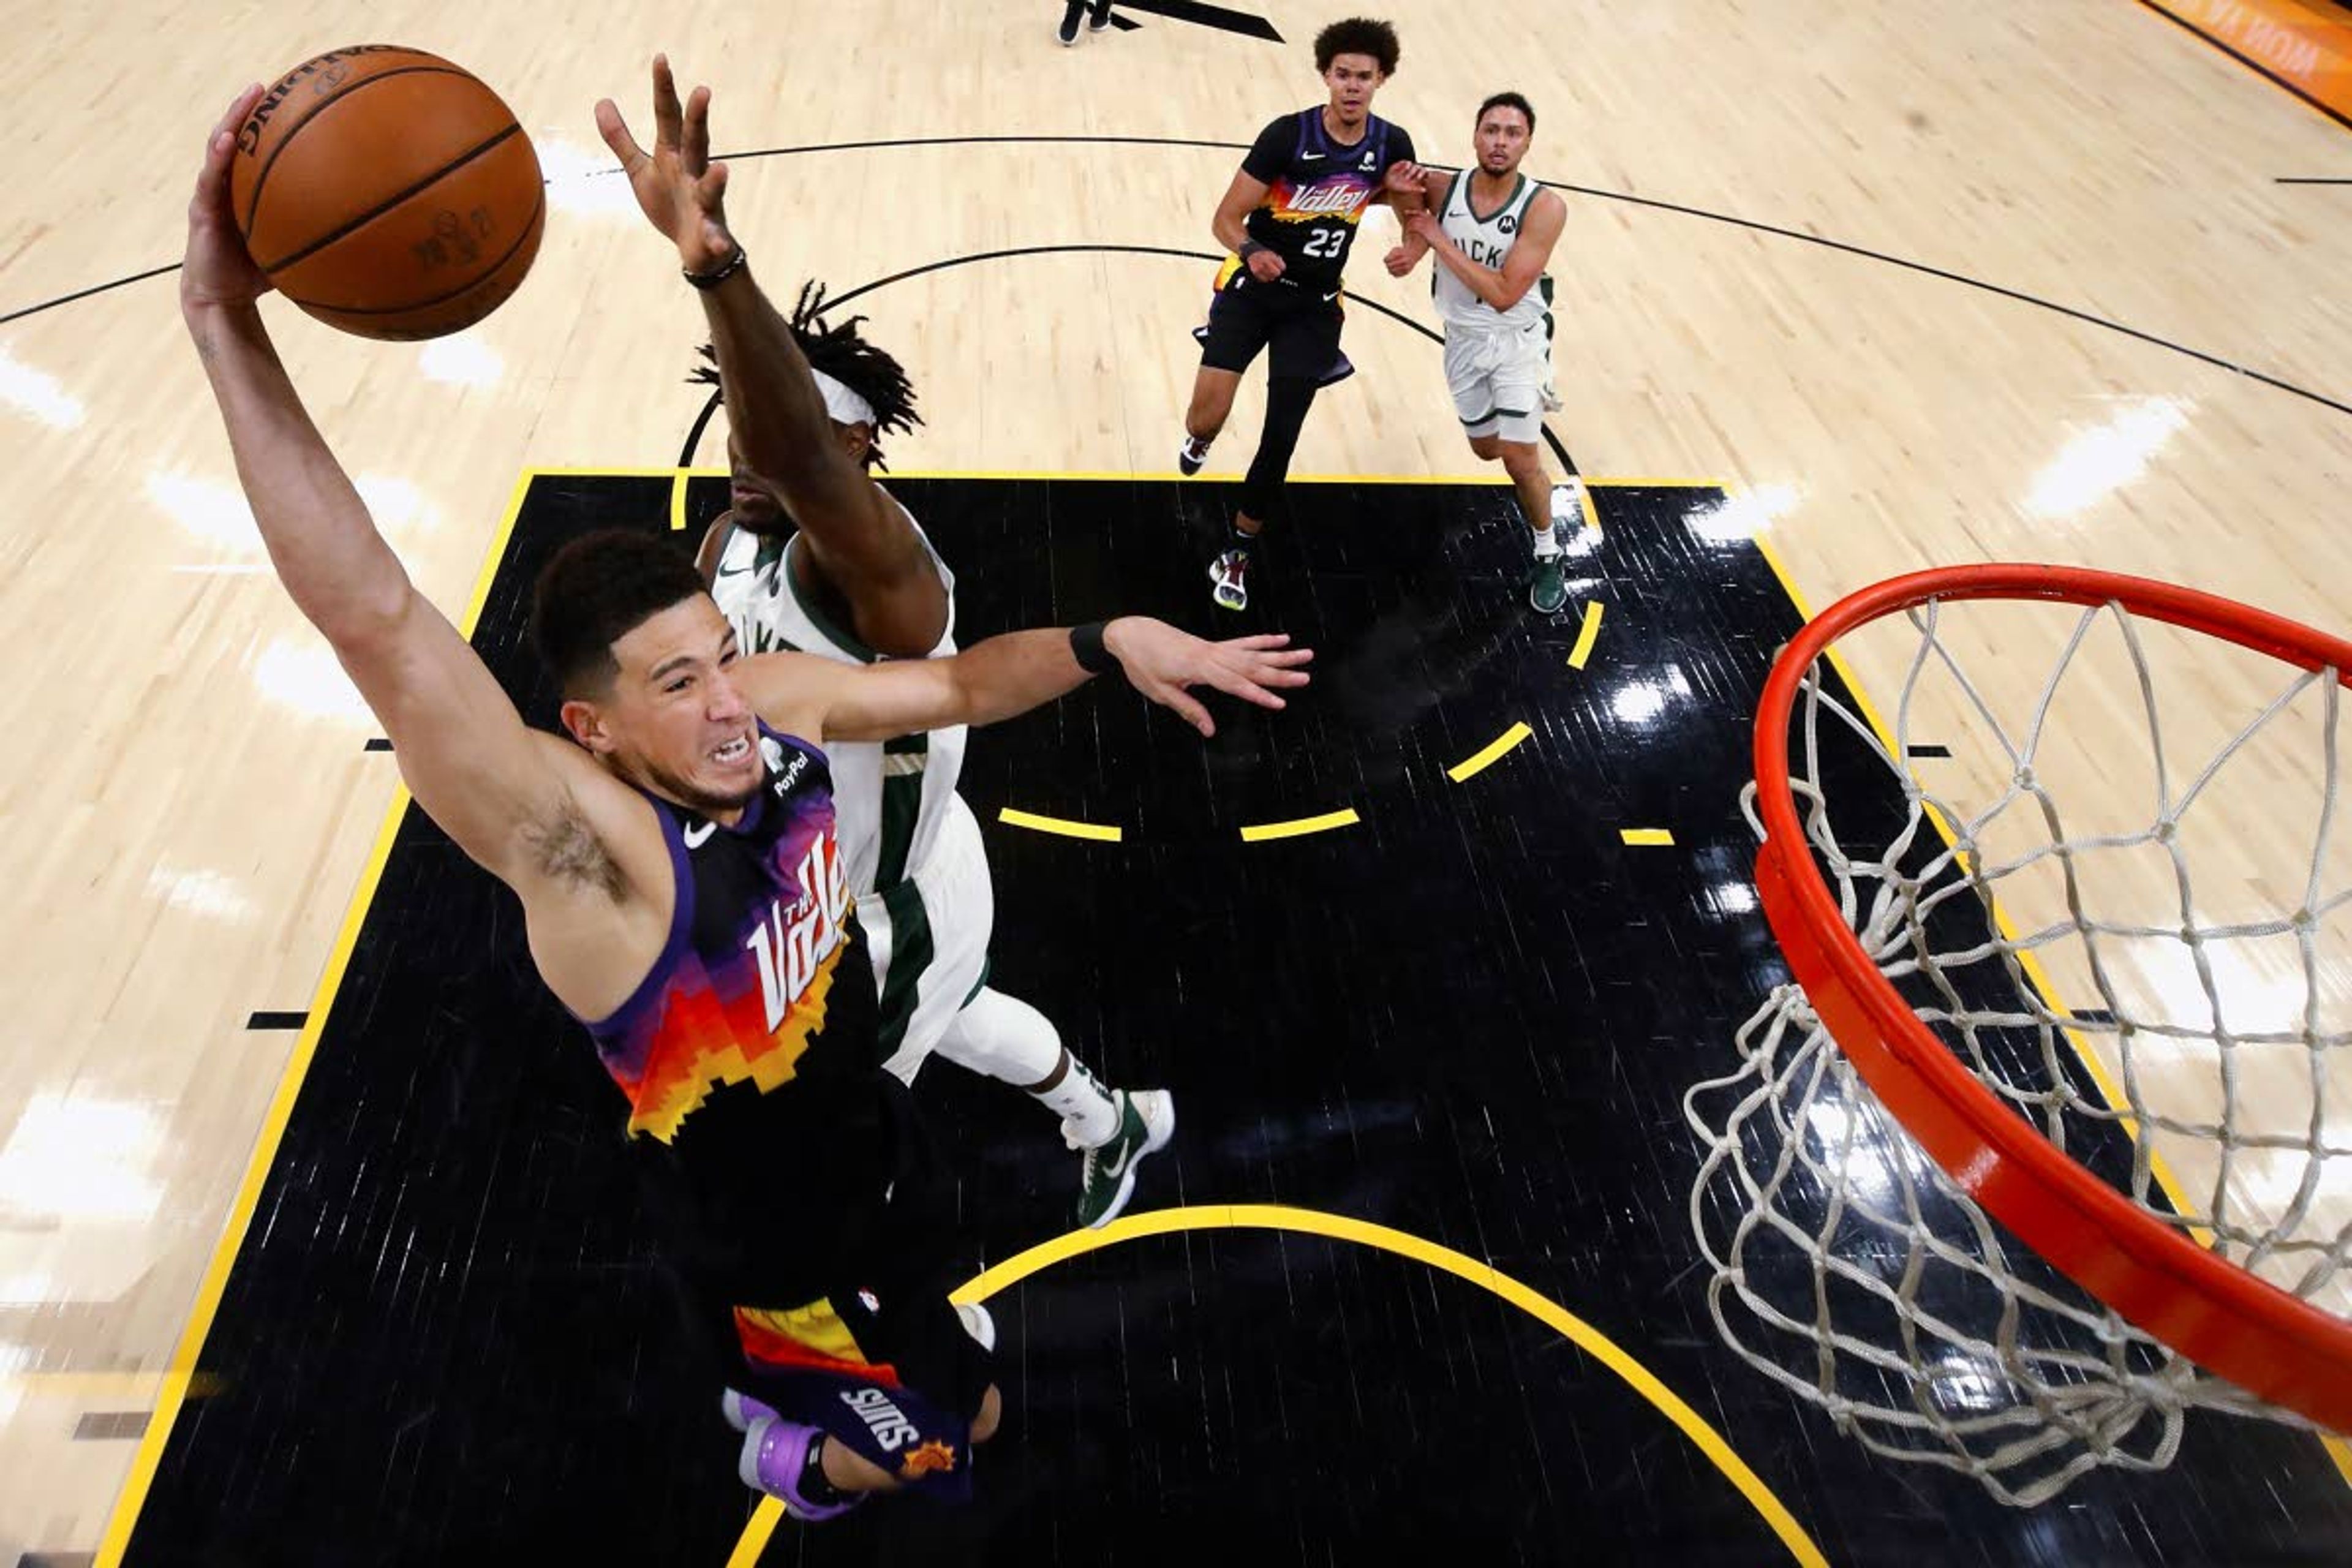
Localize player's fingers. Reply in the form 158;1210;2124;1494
700;162;729;206
1219;633;1291;650
1168;689;1216;736
1136;676;1215;736
651;55;683;147
208;85;260;148
199;85;263;192
1202;662;1288;710
682;85;711;172
594;100;646;167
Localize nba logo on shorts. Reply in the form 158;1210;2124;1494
858;1288;880;1313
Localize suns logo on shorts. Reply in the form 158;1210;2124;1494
900;1439;958;1479
840;1386;920;1452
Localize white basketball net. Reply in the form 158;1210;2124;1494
1685;592;2352;1507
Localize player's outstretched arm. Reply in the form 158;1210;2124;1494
739;623;1314;742
181;89;643;917
597;56;944;655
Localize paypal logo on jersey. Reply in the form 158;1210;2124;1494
761;735;814;801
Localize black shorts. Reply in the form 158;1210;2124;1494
1196;270;1344;381
733;1280;990;1498
678;1077;995;1494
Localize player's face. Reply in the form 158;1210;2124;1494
725;432;787;534
1322;55;1385;126
1474;108;1532;176
597;597;764;815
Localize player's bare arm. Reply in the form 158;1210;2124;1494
182;86;674;1020
1384;164;1452;276
598;56;946;654
1212;168;1281;280
739;620;1314;742
1408;186;1566;312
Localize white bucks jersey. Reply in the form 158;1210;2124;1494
1432;171;1555;340
709;499;964;899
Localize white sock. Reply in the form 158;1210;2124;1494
1532;522;1561;559
1036;1055;1120;1147
936;987;1120;1145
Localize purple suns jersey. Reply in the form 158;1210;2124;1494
575;723;889;1302
1239;108;1417;292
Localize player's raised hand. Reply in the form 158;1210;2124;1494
1101;623;1314;738
595;55;735;274
183;85;272;317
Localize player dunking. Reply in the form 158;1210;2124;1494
1387;92;1581;614
1178;17;1423;612
182;61;1310;1524
677;287;1174;1230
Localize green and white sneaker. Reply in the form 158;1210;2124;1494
1528;552;1569;615
1072;1089;1175;1230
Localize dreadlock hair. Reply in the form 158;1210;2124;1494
1313;17;1400;76
687;280;923;470
530;529;710;698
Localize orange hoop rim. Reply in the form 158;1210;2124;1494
1752;563;2352;1431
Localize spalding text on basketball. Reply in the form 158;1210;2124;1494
237;46;410;155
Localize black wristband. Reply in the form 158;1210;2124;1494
684;245;748;291
1237;239;1268;260
1069;621;1116;676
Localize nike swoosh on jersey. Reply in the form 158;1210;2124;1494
683;820;717;848
715;564;753;578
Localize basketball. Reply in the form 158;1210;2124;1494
229;46;544;341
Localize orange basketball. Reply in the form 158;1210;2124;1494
229;46;545;341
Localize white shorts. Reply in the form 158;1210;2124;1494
865;793;995;1084
1445;323;1550;445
